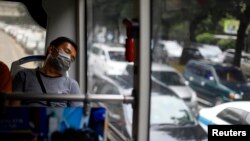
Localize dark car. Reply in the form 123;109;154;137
179;43;222;65
179;47;203;65
90;70;207;140
183;60;250;106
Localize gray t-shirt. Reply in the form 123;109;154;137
13;68;83;107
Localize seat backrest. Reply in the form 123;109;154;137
10;55;46;78
11;55;70;78
0;106;107;141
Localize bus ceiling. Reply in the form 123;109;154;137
3;0;47;28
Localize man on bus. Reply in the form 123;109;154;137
12;36;83;107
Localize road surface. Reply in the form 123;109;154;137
0;30;33;69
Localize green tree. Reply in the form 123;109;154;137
191;0;250;67
92;0;134;42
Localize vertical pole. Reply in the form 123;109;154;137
132;0;151;140
76;0;89;115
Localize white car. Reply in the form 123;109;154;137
151;63;198;115
198;44;223;63
198;101;250;132
123;94;207;140
152;40;183;63
157;40;183;58
179;43;222;64
88;43;129;75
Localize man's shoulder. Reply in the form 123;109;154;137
65;76;78;84
16;68;36;75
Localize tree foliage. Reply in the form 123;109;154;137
91;0;250;67
191;0;250;66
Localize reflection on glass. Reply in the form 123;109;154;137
0;1;46;68
152;71;185;86
215;68;246;83
150;95;195;125
108;51;125;61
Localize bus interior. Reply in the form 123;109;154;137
1;0;250;141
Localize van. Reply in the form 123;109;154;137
88;43;129;75
152;40;183;63
183;60;250;106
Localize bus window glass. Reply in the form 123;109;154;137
86;0;135;138
151;0;250;140
0;1;46;69
86;0;250;139
2;0;250;140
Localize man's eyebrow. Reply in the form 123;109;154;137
64;47;71;52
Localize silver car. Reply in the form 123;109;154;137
151;63;198;115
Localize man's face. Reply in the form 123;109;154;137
52;42;77;62
45;42;77;74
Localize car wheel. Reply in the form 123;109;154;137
214;97;223;106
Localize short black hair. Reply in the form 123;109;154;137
50;36;78;52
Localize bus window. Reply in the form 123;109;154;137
2;0;250;140
86;0;135;139
0;1;46;69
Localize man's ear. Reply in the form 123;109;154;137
45;45;53;56
45;45;52;56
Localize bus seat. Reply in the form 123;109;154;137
10;55;69;77
10;55;46;77
0;106;108;141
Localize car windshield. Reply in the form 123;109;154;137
125;95;195;126
215;67;246;83
150;95;195;125
108;51;125;61
152;71;185;86
109;74;133;89
198;45;222;58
